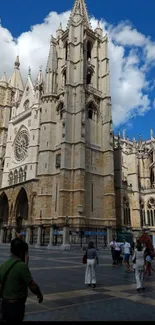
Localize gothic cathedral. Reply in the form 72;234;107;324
0;0;155;239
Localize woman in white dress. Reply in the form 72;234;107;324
132;240;145;292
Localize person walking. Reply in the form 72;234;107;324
114;241;121;265
144;247;155;276
85;241;99;288
0;238;43;322
132;240;145;292
16;231;29;265
110;238;116;265
123;239;131;272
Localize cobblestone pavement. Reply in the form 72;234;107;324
1;245;155;321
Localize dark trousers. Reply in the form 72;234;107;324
2;300;25;322
111;249;116;263
115;250;120;264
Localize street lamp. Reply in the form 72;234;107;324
65;216;69;225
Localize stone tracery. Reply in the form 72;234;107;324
14;129;29;162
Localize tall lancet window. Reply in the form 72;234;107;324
123;196;131;225
65;41;68;61
147;198;155;227
57;102;64;120
87;71;92;85
63;70;66;86
87;41;92;60
140;199;146;227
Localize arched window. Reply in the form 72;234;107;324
87;41;92;60
147;198;155;227
123;196;131;225
65;41;68;61
63;70;66;86
87;71;92;85
9;172;13;186
140;199;146;227
19;168;23;183
150;168;154;188
24;166;27;181
87;103;98;121
14;169;18;184
57;102;64;120
24;99;29;111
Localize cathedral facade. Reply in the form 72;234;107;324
0;0;154;240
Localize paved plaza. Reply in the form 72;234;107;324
1;245;155;321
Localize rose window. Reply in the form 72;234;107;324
14;130;29;161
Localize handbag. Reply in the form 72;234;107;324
0;260;20;320
82;251;87;264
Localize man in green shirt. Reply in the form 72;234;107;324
0;238;43;322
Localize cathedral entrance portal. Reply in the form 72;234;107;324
0;192;9;225
15;188;28;231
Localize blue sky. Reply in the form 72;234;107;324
0;0;155;140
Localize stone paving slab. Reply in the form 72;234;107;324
1;245;155;321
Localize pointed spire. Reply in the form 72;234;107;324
36;66;43;84
8;56;24;91
14;55;20;69
28;66;31;76
122;129;126;139
150;127;154;139
0;72;7;86
46;37;57;72
95;20;103;36
58;22;62;30
68;0;91;29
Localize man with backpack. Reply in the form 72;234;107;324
0;238;43;322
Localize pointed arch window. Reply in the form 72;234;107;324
87;71;92;85
24;166;27;181
14;169;18;184
87;41;92;60
57;102;64;120
87;102;98;121
65;41;68;61
150;168;154;188
123;196;131;226
9;172;13;186
19;168;23;183
147;198;155;227
140;199;146;227
63;70;66;86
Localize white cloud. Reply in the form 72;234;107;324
109;22;147;47
0;10;155;127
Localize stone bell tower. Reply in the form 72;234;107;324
38;0;116;229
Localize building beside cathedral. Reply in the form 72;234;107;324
0;0;154;244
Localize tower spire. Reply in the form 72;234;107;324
68;0;91;28
8;55;24;91
14;55;20;69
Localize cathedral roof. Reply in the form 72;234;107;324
8;56;24;91
68;0;91;28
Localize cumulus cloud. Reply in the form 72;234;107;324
0;10;155;126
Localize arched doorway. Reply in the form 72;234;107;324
0;192;9;225
15;188;28;231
